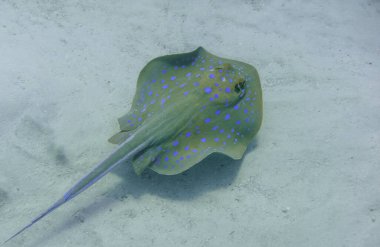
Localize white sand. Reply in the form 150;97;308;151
0;0;379;246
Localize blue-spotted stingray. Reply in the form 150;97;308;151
5;47;262;243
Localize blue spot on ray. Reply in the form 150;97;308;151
204;87;212;94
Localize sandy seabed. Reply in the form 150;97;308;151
0;1;379;247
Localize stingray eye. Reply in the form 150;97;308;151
234;78;246;94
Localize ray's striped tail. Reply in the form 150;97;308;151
3;133;149;244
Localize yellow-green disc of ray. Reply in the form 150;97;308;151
109;47;262;175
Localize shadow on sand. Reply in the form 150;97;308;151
111;138;258;200
23;139;259;247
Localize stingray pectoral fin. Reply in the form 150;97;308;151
108;131;134;145
4;134;150;243
118;112;140;132
132;148;161;175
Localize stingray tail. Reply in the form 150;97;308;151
3;134;149;244
3;197;66;244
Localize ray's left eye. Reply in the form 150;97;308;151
234;78;246;95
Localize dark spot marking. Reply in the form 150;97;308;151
0;188;8;208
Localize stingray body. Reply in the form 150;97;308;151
5;47;262;243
